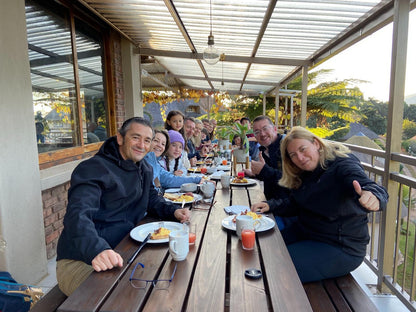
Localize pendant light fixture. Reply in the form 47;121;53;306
203;0;220;65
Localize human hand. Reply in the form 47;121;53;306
251;202;270;213
251;153;265;175
174;208;191;223
243;169;254;177
353;180;380;211
174;170;183;176
92;249;123;272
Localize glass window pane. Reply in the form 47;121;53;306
26;0;78;153
75;18;108;144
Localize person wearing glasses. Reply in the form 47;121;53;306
242;115;292;229
251;126;388;282
56;117;191;296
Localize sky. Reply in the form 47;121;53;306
311;9;416;103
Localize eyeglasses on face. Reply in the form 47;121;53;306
129;262;177;289
253;125;273;136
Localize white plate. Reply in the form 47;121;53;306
216;165;231;171
221;215;275;232
164;193;203;204
224;205;250;215
209;171;225;180
230;178;257;186
164;188;181;193
130;221;184;243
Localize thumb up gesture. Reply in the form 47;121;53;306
251;152;266;175
353;180;380;211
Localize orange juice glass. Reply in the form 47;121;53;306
222;159;227;165
241;228;255;250
237;171;245;179
200;167;207;174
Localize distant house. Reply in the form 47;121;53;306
143;98;208;128
340;122;379;141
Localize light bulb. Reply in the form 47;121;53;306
203;35;220;65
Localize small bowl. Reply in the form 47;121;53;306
180;183;198;193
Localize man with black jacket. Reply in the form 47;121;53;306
56;117;190;296
243;115;285;200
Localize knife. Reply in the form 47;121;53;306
127;232;151;264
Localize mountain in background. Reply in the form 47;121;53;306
405;94;416;105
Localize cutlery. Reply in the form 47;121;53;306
127;233;151;264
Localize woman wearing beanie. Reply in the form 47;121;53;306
165;130;189;176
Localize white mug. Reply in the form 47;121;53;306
236;215;260;239
220;174;231;189
169;230;189;261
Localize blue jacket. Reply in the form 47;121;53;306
144;152;201;189
268;154;388;257
57;137;178;264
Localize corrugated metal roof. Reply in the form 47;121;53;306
28;0;416;96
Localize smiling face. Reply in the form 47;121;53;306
151;132;167;158
167;114;184;132
286;138;321;171
117;122;153;162
184;119;195;138
167;141;183;159
252;119;278;147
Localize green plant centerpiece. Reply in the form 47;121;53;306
227;122;249;155
217;127;231;150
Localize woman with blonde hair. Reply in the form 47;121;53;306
251;126;388;283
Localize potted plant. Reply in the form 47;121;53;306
216;127;231;151
227;122;249;162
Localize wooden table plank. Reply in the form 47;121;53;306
141;210;209;312
229;187;269;311
58;234;141;312
185;188;230;311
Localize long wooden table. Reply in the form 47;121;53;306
57;180;312;311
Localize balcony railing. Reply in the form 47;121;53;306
344;142;416;311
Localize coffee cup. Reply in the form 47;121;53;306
169;230;189;261
236;214;260;239
220;174;231;189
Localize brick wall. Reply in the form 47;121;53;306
41;33;125;260
42;182;69;259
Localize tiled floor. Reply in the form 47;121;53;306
351;263;410;311
35;256;57;295
36;257;411;310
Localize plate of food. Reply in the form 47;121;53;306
130;221;184;243
221;211;275;232
230;177;257;186
163;192;203;204
188;167;201;173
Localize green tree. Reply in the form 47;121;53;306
403;119;416;140
287;70;364;128
403;103;416;122
359;99;388;135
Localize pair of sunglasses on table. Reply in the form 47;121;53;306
129;262;177;289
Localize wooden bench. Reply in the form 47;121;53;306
303;274;378;312
30;284;67;312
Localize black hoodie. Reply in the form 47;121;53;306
57;137;177;264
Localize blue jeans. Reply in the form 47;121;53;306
281;223;364;283
275;216;297;230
